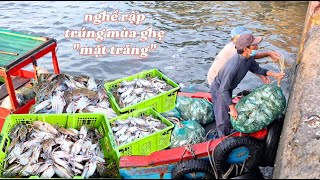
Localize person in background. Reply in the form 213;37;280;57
211;34;285;138
207;26;281;87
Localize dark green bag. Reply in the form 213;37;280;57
161;107;181;119
170;120;206;148
231;84;286;133
175;96;214;125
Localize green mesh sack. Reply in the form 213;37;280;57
175;96;214;125
231;84;286;133
170;120;206;148
160;107;181;119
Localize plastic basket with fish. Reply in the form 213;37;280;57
106;107;174;157
104;69;180;115
0;113;120;179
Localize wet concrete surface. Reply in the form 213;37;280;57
273;25;320;179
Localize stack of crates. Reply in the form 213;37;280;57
0;68;180;178
0;113;120;178
104;69;180;157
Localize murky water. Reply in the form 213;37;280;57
0;1;308;98
0;2;309;178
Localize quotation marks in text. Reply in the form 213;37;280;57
73;43;158;58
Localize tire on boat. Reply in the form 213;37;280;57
171;159;216;179
260;115;284;167
213;136;264;176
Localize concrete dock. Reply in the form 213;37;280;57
273;1;320;179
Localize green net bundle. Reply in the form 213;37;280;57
160;107;181;119
231;84;286;133
170;120;206;148
175;96;214;125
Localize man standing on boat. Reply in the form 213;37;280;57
207;26;280;86
211;34;285;138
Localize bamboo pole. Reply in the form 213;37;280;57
0;50;19;56
0;31;47;42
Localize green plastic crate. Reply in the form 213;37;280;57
0;113;120;179
106;107;174;157
104;69;180;115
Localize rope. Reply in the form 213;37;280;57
277;53;285;87
235;164;239;176
269;53;285;87
240;154;250;175
205;129;216;140
178;144;196;164
221;149;250;179
207;139;219;179
222;164;235;179
278;53;285;74
167;117;183;127
207;131;245;179
186;144;196;158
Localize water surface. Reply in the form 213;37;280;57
0;1;308;98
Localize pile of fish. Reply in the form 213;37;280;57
112;77;173;108
30;73;117;119
2;121;118;178
111;115;168;146
0;83;36;111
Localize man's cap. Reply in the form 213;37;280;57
235;34;263;50
230;26;252;38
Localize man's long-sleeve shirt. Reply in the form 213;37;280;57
213;53;268;106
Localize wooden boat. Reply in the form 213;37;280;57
119;91;283;179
